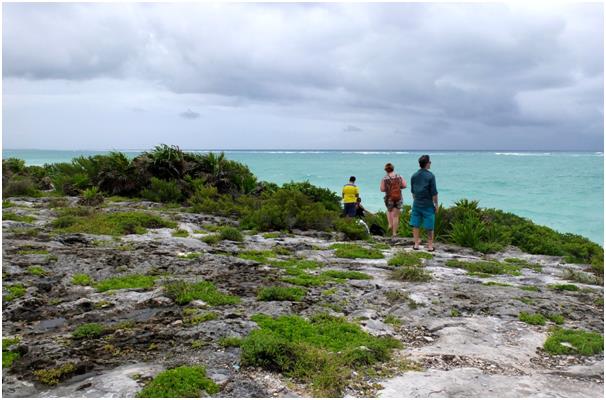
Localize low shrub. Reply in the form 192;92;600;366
240;314;401;396
445;259;521;276
79;187;104;206
219;226;244;242
547;314;565;325
200;234;220;245
218;337;243;347
543;328;603;356
164;280;240;306
72;323;104;339
141;177;183;203
519;312;546;326
330;243;384;259
52;211;177;235
34;363;76;385
562;269;603;285
94;274;155;292
391;266;432;282
72;274;93;286
3;176;40;197
335;218;369;240
136;365;219;397
257;286;306;301
388;251;433;267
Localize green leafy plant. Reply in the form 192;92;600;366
164;280;240;306
72;273;93;286
136;365;219;397
219;226;244;242
257;286;307;301
391;266;432;282
519;312;546;326
94;274;156;292
72;323;104;339
543;328;603;356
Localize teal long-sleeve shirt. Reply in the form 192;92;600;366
410;169;438;208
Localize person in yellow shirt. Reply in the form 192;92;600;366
342;176;360;217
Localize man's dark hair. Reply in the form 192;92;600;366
349;176;356;182
419;154;431;168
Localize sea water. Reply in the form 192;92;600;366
3;149;603;245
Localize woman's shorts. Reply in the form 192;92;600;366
384;197;403;211
409;206;435;230
344;202;357;217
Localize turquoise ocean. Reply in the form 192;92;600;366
3;149;604;245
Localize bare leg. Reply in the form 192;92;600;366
413;227;420;248
392;208;400;237
427;230;434;250
386;209;393;233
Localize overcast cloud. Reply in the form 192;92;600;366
2;2;603;150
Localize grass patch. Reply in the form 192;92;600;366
34;363;76;385
2;200;16;208
391;266;431;282
172;229;189;238
177;252;202;260
136;365;219;397
200;234;220;245
388;251;433;267
520;285;540;292
483;281;512;287
330;243;384;259
219;226;244;242
257;286;306;301
240;314;401;396
218;337;243;347
94;274;155;292
16;248;49;255
164;280;240;306
320;270;372;280
547;314;565;325
384;315;402;326
72;323;104;339
184;312;218;325
544;328;603;356
52;210;176;236
3;212;35;223
2;337;21;368
281;274;328;287
27;265;48;276
548;283;579;292
445;259;521;276
72;273;93;286
450;308;461;317
504;258;543;272
3;284;26;301
238;250;276;263
262;232;281;239
519;312;546;326
562;269;603;285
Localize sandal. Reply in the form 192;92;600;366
412;245;420;250
427;247;435;252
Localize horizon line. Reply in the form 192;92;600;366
3;148;603;153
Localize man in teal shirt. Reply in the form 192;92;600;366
410;155;438;251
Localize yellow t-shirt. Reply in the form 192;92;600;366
342;184;359;203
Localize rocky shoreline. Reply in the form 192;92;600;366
2;197;603;397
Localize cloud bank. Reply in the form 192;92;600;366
3;2;603;150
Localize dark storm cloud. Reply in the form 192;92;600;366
2;2;603;150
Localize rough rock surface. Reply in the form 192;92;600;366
2;198;603;397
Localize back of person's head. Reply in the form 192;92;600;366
349;176;356;183
384;163;394;173
419;155;431;169
356;197;362;203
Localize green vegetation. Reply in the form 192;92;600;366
94;274;156;292
72;323;104;339
384;315;402;326
262;232;281;239
391;266;432;282
519;312;546;326
335;217;369;240
34;363;76;385
52;209;176;235
2;337;21;368
543;328;603;356
257;286;306;301
136;365;219;398
281;274;327;287
548;283;579;292
445;259;521;276
562;269;603;285
16;247;49;255
172;229;189;238
330;243;384;259
177;252;202;260
3;284;26;301
520;285;540;292
547;314;565;325
184;312;218;325
218;337;243;347
450;308;461;317
219;226;244;242
483;281;511;287
240;314;401;396
72;273;93;286
321;270;372;280
27;265;48;276
2;200;16;208
2;212;35;223
164;280;240;306
388;251;433;268
504;258;543;272
238;250;276;263
200;234;220;245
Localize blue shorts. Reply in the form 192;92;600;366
344;203;357;217
410;206;435;230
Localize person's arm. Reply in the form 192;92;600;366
380;179;385;192
400;176;407;189
430;176;438;211
410;176;415;200
355;186;360;197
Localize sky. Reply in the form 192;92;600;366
2;2;604;151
